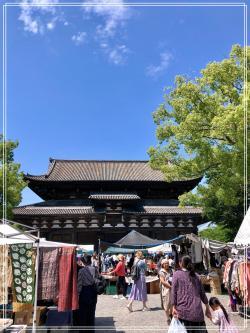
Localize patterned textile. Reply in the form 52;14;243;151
223;260;232;287
0;245;8;304
10;243;35;303
7;256;13;288
58;247;78;312
239;262;250;306
38;247;59;300
230;261;240;292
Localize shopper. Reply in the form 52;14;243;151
159;259;172;324
77;255;98;333
107;254;127;300
91;252;99;268
209;297;239;333
127;251;149;312
171;255;211;333
127;253;135;273
156;251;165;272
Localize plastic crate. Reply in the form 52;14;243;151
105;284;117;295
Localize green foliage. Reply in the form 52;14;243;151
199;224;231;243
0;135;27;219
149;45;249;240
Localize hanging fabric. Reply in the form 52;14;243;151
58;247;78;312
191;241;203;263
0;245;8;304
202;239;211;271
38;247;59;301
10;243;35;303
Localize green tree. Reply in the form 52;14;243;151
148;45;249;241
0;135;26;219
198;224;231;243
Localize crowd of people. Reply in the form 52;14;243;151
76;251;239;333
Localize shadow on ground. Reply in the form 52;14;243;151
95;317;126;332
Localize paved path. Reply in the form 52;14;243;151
95;293;249;333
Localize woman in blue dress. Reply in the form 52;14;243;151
127;251;150;312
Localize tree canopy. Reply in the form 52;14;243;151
148;45;249;241
0;135;26;219
198;224;232;243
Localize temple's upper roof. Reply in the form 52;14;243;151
25;159;199;183
24;159;202;201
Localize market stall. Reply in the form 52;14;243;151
233;208;250;317
100;230;165;294
0;220;81;331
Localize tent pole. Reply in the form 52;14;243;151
98;238;101;273
32;230;40;333
2;218;37;230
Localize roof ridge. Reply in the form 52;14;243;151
49;159;150;163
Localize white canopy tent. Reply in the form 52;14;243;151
0;220;78;332
0;223;35;244
0;223;76;247
147;242;172;253
234;207;250;246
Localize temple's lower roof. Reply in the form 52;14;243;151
13;204;202;216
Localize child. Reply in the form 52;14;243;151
209;297;239;333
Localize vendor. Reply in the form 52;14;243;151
159;259;172;324
107;254;127;300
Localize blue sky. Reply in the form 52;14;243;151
1;1;246;205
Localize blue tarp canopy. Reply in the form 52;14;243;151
104;247;145;254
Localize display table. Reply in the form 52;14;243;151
0;318;13;332
6;325;26;333
102;274;160;294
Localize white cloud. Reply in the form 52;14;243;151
72;32;87;46
106;44;129;65
82;1;131;65
17;0;132;65
146;51;173;78
18;0;59;34
47;21;55;30
83;0;130;38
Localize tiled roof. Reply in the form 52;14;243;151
25;159;201;183
13;205;202;217
89;193;140;200
13;206;95;216
125;206;202;215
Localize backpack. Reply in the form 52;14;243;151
94;275;107;295
131;262;140;281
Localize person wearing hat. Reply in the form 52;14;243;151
127;251;150;312
159;259;173;324
107;254;127;300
